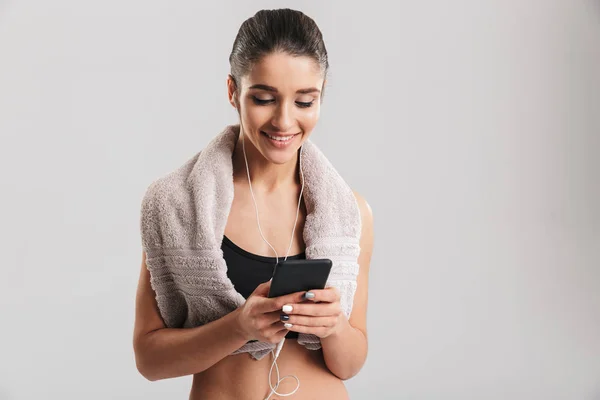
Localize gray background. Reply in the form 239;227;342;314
1;1;599;399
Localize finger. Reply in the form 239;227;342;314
303;287;340;303
265;323;289;342
284;315;337;327
251;278;272;297
260;290;308;314
266;310;283;324
284;324;328;338
255;311;286;329
281;302;341;317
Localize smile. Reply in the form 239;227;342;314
260;131;300;148
261;131;298;141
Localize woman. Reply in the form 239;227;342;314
133;8;373;399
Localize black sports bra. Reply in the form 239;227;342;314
223;235;305;340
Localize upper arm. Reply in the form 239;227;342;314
348;190;374;339
133;251;166;349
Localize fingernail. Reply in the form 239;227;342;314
282;305;293;313
280;313;290;321
304;291;315;300
284;323;293;329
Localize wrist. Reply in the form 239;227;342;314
323;313;350;342
230;308;250;342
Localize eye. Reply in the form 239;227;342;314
251;96;274;105
296;100;314;108
251;95;315;108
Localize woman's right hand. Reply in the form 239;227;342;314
234;279;306;344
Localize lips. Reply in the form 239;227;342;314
260;130;299;148
261;131;298;138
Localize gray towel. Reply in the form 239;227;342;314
140;124;362;360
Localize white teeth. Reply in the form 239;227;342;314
264;132;295;142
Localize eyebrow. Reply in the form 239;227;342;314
248;84;321;94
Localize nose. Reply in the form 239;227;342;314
271;101;294;132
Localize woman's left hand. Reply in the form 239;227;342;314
280;287;344;338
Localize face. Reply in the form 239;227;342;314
227;52;325;165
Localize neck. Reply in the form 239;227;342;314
232;127;300;192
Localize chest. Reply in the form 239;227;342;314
224;181;307;258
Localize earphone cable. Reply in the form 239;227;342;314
241;130;303;399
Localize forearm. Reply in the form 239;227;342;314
134;308;248;381
320;314;368;380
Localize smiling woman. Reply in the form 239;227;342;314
133;8;373;400
228;53;325;163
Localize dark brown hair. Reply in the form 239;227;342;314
228;8;329;98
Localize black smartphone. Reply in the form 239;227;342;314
267;258;333;298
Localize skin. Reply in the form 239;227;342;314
133;51;374;399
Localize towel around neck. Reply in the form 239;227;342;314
140;124;362;360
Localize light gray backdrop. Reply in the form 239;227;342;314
0;1;599;399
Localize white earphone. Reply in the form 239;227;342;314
241;129;304;399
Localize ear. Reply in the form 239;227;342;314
226;74;239;109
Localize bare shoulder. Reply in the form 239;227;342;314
352;190;374;228
352;190;374;252
347;190;374;336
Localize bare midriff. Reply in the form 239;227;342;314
189;340;349;400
